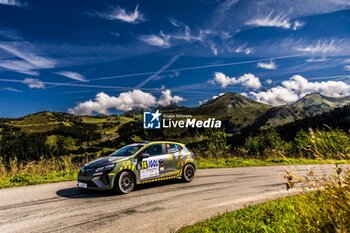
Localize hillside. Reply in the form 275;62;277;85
156;93;272;131
249;93;350;130
1;92;349;164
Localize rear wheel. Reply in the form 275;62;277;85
181;164;195;182
115;171;135;194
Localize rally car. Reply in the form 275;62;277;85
77;141;196;194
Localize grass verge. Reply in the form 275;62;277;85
0;157;349;189
177;191;349;233
179;165;350;233
197;157;350;168
0;170;78;189
177;194;311;233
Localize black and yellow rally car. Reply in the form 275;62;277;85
77;141;196;194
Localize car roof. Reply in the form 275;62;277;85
129;141;185;146
145;141;185;146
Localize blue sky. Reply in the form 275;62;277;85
0;0;350;117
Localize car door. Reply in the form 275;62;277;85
138;143;168;181
164;143;182;172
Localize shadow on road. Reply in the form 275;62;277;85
56;179;182;199
56;187;116;199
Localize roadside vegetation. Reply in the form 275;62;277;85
0;157;83;188
179;166;350;233
0;106;349;188
0;124;349;188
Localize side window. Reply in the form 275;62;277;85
144;144;163;156
166;143;181;153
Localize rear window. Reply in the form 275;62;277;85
166;143;182;153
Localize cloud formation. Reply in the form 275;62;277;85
292;20;304;31
296;39;340;55
0;60;39;76
158;89;184;106
0;0;24;7
248;75;350;106
198;92;225;105
107;4;145;24
56;71;87;82
257;60;277;70
233;44;253;55
0;43;55;69
68;89;184;115
0;42;55;75
246;12;304;30
23;78;45;89
210;72;262;90
140;31;171;48
344;65;350;71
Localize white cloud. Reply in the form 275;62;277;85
169;18;181;27
158;89;184;106
246;11;305;30
23;78;45;89
344;65;350;71
233;45;253;55
199;93;224;105
210;72;262;90
249;75;350;106
140;31;171;48
56;71;87;82
246;12;291;29
172;26;210;43
107;4;145;24
0;0;24;7
213;93;225;99
266;79;273;84
68;89;184;115
292;20;305;31
0;43;55;69
210;43;218;56
257;60;277;70
296;39;340;55
0;60;39;75
198;99;208;105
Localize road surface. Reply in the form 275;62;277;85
0;164;340;233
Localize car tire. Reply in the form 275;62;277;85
181;164;195;182
114;171;135;194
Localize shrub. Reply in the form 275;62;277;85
243;129;291;158
293;129;350;159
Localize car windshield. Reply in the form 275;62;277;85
110;145;143;157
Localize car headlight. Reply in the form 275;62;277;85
94;164;115;173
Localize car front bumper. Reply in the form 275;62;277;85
77;168;116;190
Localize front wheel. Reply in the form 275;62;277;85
181;164;195;182
115;171;135;194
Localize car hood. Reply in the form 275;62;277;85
84;156;129;169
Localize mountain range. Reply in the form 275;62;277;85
0;92;349;164
3;92;350;133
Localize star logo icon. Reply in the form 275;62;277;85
143;109;162;129
150;109;161;122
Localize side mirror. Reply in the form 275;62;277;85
140;153;150;159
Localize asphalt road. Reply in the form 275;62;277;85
0;164;340;233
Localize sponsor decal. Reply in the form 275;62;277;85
140;160;160;179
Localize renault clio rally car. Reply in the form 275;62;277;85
77;141;196;194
